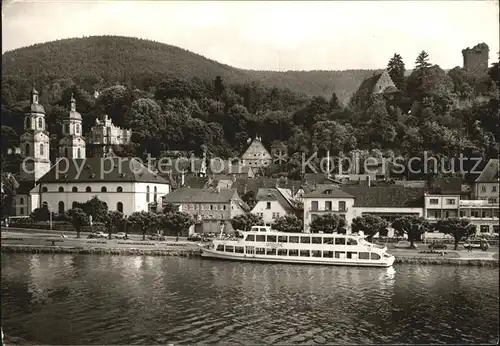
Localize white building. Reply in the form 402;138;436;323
241;136;272;168
473;158;499;203
87;114;132;157
424;194;460;220
251;187;299;225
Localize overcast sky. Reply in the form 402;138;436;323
2;0;499;71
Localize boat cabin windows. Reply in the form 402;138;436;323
266;248;277;255
323;251;334;258
246;234;255;241
335;237;346;245
371;253;381;260
216;245;224;251
299;250;310;257
246;247;254;255
256;247;266;255
256;235;266;242
278;249;287;256
323;237;334;245
235;246;244;254
289;236;299;243
311;250;322;257
289;249;299;256
267;235;277;243
358;252;370;260
347;238;358;246
278;236;287;243
335;251;345;259
312;237;322;244
300;236;311;244
347;251;357;259
225;245;234;253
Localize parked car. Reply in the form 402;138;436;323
394;241;418;249
149;234;166;241
187;234;202;241
463;240;488;250
114;232;129;240
428;242;447;250
87;231;107;239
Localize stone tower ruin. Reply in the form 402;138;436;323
462;43;489;79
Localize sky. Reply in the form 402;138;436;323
2;0;499;71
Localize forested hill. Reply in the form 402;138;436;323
1;35;378;104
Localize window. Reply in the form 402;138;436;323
339;201;346;211
117;202;123;213
210;205;214;210
311;201;318;211
72;202;78;208
267;235;277;242
323;237;333;244
20;207;24;215
334;251;345;258
493;225;499;234
58;201;65;214
289;249;298;256
117;186;123;192
335;237;346;245
429;198;439;205
312;237;322;244
371;253;381;260
223;205;227;211
359;252;370;260
266;248;277;255
58;187;64;192
347;238;358;246
323;251;333;258
480;225;490;233
256;248;265;255
493;185;497;192
40;144;44;156
489;198;498;204
289;236;299;243
216;244;224;251
446;199;455;205
246;234;255;241
266;202;271;209
42;187;48;192
347;252;357;259
146;186;150;202
481;186;486;192
76;124;80;134
235;246;244;253
256;235;266;242
25;143;30;156
311;250;322;258
72;187;78;192
325;201;332;211
77;148;81;159
86;186;91;192
225;245;234;253
20;197;25;205
300;236;311;244
460;211;466;217
101;187;107;192
278;235;287;243
277;249;288;256
299;250;310;257
154;186;157;202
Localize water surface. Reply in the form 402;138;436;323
1;253;498;344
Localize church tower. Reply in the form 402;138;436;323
59;93;86;159
19;87;51;182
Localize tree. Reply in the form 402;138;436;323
64;208;89;238
1;172;18;219
435;218;475;250
310;214;342;234
76;196;109;223
128;211;159;240
231;213;264;232
31;207;51;222
273;214;303;233
160;211;194;236
104;210;124;239
391;216;429;248
387;53;406;91
241;191;256;209
415;50;431;70
351;215;388;241
163;202;179;213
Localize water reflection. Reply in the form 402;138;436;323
1;254;499;345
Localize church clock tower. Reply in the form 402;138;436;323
59;94;86;159
19;87;51;182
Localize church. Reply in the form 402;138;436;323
13;87;171;217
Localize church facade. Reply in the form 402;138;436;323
13;88;170;218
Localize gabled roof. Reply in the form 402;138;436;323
232;177;303;196
254;187;298;213
303;185;354;199
241;138;272;161
475;159;499;183
340;186;424;208
162;187;238;204
37;157;170;184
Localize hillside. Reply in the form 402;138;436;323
1;36;379;104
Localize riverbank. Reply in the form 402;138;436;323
1;244;498;267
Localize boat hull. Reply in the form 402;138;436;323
200;247;395;267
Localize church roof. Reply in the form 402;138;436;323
241;138;272;161
37;157;170;184
25;103;45;114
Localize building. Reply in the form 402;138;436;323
302;185;355;233
251;187;299;225
473;158;499;203
30;157;170;216
241;136;272;168
87;114;132;157
462;42;490;80
161;187;249;233
424;194;460;220
458;199;499;234
59;94;86;159
349;70;399;111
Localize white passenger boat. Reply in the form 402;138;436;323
200;226;395;267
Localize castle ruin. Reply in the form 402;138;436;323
462;43;489;79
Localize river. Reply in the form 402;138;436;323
1;253;498;345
